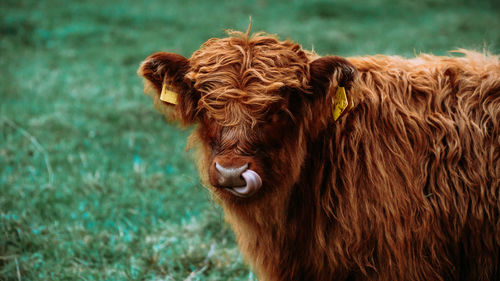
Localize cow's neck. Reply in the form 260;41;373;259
220;131;340;280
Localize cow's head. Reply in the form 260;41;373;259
138;31;356;203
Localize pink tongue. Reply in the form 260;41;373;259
232;169;262;197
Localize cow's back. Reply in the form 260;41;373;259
324;51;500;280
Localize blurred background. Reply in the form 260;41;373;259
1;0;498;280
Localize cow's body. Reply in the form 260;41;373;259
139;31;500;281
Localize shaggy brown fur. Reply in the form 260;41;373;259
138;30;500;281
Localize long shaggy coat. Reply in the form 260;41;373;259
138;31;500;281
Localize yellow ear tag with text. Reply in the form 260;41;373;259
332;86;348;121
160;82;178;105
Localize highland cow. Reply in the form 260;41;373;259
138;29;500;281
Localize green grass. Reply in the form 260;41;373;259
1;0;498;280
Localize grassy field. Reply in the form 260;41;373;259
1;0;498;280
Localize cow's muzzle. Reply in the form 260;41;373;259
214;162;262;197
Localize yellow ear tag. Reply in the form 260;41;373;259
160;82;178;105
332;86;348;121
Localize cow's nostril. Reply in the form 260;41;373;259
215;162;248;187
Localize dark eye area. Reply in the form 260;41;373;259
199;117;220;147
269;109;293;125
259;109;293;147
270;111;283;123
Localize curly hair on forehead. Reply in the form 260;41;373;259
185;29;314;127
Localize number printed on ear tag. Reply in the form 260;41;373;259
160;82;178;105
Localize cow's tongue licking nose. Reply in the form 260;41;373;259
215;162;262;197
231;169;262;197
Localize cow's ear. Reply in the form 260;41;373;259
309;56;357;94
138;52;199;125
